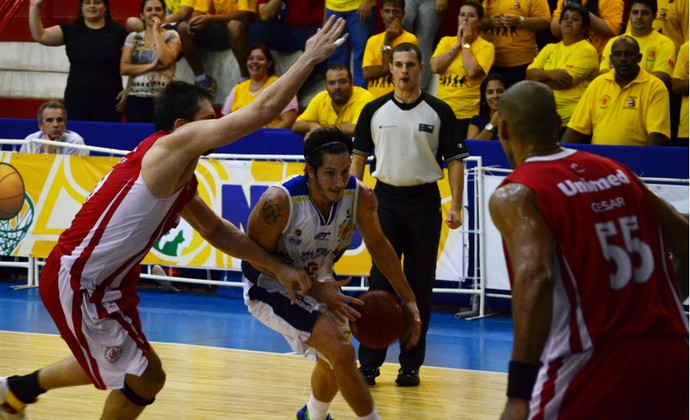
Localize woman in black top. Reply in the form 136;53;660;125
29;0;127;122
466;72;508;140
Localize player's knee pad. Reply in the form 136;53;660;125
120;383;156;407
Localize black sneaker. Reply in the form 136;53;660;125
395;368;420;386
358;366;380;386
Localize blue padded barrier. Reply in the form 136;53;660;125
1;118;687;179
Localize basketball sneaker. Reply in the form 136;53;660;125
395;367;420;386
358;366;380;386
295;404;333;420
0;377;26;420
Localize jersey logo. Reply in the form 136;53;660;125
288;228;303;246
646;47;657;61
418;123;434;133
599;95;610;109
315;232;331;241
557;169;631;197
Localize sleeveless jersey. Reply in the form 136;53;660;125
257;174;358;284
54;130;198;316
500;148;688;362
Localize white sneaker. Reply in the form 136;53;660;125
0;377;26;420
151;265;179;293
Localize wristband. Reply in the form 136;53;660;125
507;361;539;400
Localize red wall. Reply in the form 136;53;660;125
0;0;140;42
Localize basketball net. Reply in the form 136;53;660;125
0;194;34;256
0;0;24;33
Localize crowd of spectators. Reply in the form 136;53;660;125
20;0;690;147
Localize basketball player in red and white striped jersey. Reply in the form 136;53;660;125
0;17;347;420
490;81;688;420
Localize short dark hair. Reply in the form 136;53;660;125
326;63;353;81
303;127;353;173
77;0;114;27
560;3;591;35
381;0;405;10
631;0;657;16
461;0;484;20
153;81;212;131
612;35;641;54
392;42;423;63
37;101;67;123
246;43;276;76
139;0;165;23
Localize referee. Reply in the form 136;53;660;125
351;42;469;387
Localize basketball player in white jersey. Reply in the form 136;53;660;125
0;17;348;420
242;128;421;420
490;81;688;420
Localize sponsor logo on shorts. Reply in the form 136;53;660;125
104;346;123;364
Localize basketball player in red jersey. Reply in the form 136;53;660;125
0;17;348;420
490;81;689;420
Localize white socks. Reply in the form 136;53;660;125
358;407;381;420
307;393;331;420
306;392;380;420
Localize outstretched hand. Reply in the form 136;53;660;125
303;15;348;65
309;277;364;323
274;265;312;304
400;301;421;349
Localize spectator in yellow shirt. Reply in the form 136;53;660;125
479;0;551;87
221;43;298;128
653;0;688;52
671;42;688;145
293;64;375;138
601;0;675;86
430;0;494;137
563;36;670;146
549;0;623;58
527;3;599;132
362;0;419;98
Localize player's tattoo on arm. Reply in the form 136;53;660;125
261;200;281;225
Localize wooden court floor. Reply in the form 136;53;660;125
1;331;506;419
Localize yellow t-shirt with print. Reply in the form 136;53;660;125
165;0;196;13
327;0;373;13
231;76;284;128
212;0;257;15
673;42;689;138
601;32;676;78
432;36;495;119
527;39;599;124
568;69;670;146
652;0;689;52
552;0;623;56
362;30;419;98
481;0;552;67
296;86;374;126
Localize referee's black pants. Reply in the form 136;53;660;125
358;181;442;371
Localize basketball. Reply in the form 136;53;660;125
351;290;404;350
0;163;25;220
